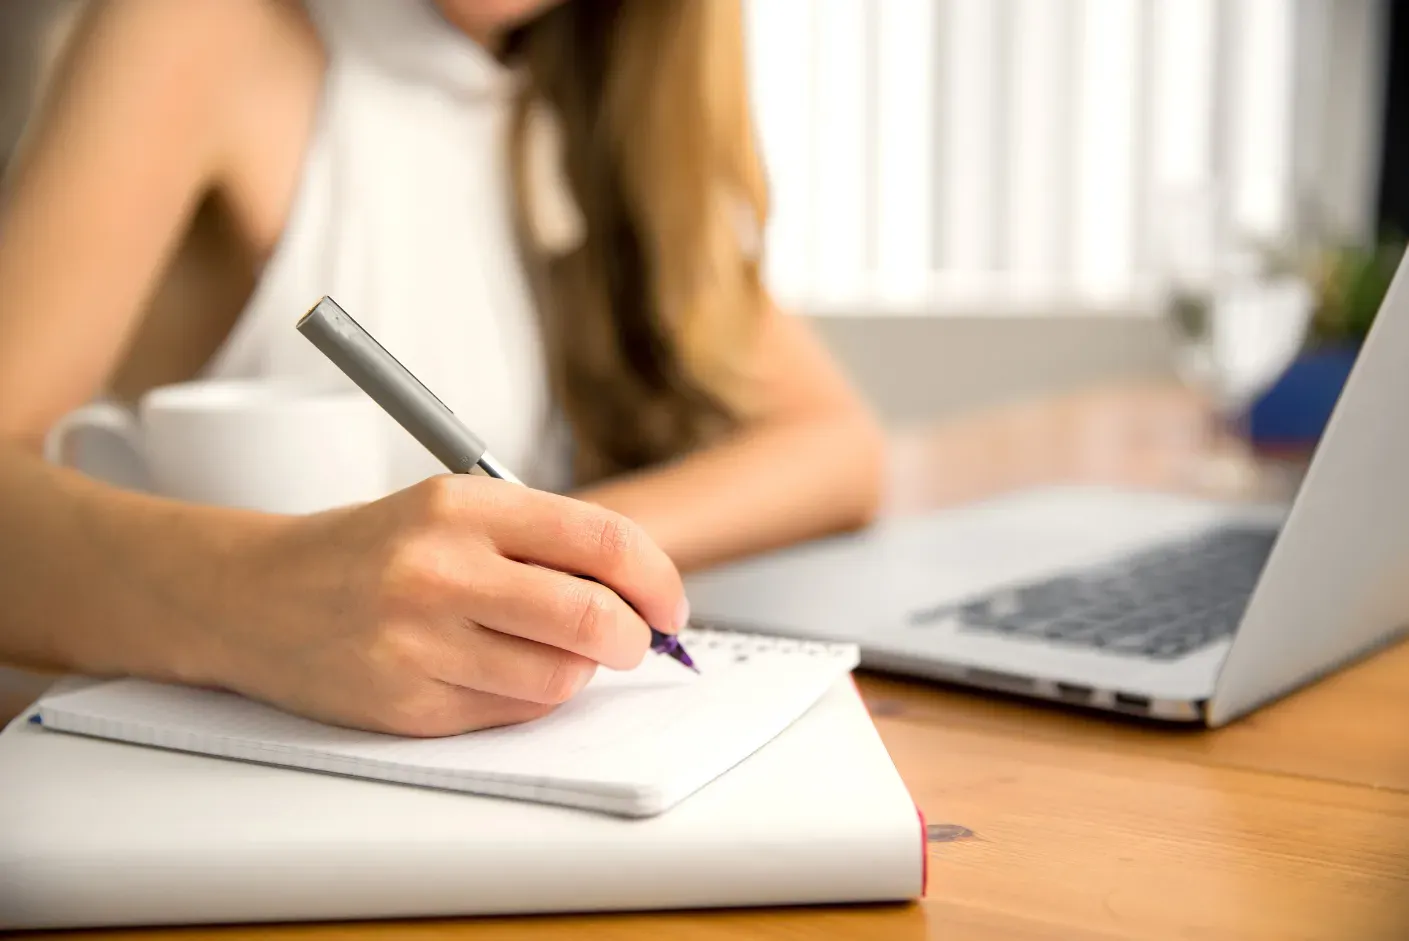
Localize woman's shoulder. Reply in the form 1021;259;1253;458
23;0;327;246
33;0;322;155
57;0;312;86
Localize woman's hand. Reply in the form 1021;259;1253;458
211;475;689;737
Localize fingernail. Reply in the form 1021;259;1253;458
673;595;691;632
572;665;596;695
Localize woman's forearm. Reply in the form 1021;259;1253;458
0;442;261;683
574;413;886;573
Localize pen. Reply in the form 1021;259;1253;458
296;295;697;673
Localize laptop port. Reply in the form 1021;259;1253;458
1113;692;1152;712
1054;682;1093;703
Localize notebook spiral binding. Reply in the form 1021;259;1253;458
683;621;850;658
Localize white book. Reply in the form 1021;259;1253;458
0;675;926;930
30;628;859;817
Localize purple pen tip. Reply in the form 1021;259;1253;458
650;629;699;673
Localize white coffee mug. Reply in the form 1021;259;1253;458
44;378;390;514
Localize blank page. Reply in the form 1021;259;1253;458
35;628;859;816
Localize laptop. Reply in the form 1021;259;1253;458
685;259;1409;727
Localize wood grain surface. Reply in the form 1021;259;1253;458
8;382;1408;939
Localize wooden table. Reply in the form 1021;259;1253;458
10;382;1409;940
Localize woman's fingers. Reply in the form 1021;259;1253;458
454;554;653;671
429;615;602;704
468;481;689;639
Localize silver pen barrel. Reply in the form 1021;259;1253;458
296;296;488;475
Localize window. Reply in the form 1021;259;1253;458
744;0;1386;316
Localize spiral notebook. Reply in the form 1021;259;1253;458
32;628;859;817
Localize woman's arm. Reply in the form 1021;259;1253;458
0;0;285;667
0;0;259;442
573;300;886;572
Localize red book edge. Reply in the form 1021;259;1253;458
849;676;927;899
915;800;928;898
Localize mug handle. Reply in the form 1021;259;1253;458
43;400;151;492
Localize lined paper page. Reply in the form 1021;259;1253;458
36;629;859;816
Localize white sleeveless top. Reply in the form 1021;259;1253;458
202;0;570;492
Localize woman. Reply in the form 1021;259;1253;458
0;0;883;736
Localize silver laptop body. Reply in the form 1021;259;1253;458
686;259;1409;727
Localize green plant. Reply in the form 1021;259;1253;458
1307;237;1405;346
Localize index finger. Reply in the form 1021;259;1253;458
479;485;689;638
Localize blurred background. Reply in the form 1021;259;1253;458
1;0;1404;436
738;0;1401;432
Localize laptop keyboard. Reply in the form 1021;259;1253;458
908;524;1280;661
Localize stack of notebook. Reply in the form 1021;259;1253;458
0;626;926;930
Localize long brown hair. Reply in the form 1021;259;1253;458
502;0;769;486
